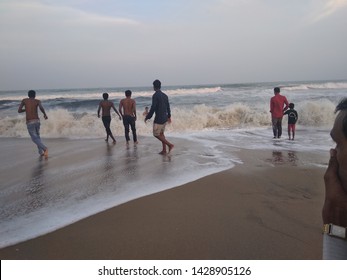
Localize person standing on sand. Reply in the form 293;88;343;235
284;103;298;140
18;90;49;158
97;92;122;143
322;98;347;259
270;87;289;139
119;90;138;146
145;79;174;155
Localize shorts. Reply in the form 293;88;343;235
153;122;167;137
288;124;296;131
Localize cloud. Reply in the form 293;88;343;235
59;7;140;27
310;0;347;22
0;0;140;28
0;0;142;52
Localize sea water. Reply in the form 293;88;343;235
1;80;345;138
0;80;346;248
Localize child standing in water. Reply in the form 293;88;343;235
143;106;149;118
284;103;298;140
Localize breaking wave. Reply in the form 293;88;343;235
0;100;335;139
282;81;347;91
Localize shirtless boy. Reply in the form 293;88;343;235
97;93;122;143
119;90;138;145
18;90;48;157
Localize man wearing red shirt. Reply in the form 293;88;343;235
270;87;289;138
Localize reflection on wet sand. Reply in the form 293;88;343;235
267;150;298;166
25;157;48;211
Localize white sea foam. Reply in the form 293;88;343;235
282;81;347;91
0;124;332;248
0;99;336;139
298;99;335;126
0;136;238;248
0;120;334;248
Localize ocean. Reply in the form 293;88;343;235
1;80;346;138
0;80;346;248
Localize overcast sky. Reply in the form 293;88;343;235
1;0;347;90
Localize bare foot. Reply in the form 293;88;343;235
43;148;48;158
168;144;174;153
159;150;167;155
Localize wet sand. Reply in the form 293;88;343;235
0;147;326;259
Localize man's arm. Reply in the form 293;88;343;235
322;149;347;227
112;102;122;120
145;95;157;122
166;98;171;123
322;148;347;259
18;100;25;113
38;101;48;120
132;100;137;120
283;97;289;112
118;100;124;117
269;98;273;113
97;102;102;118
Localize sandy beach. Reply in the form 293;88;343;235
0;138;327;260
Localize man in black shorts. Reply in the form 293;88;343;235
97;93;122;143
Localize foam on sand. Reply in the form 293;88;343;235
0;136;237;248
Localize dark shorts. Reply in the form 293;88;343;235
102;116;111;127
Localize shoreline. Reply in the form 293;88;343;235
0;148;327;260
0;135;237;249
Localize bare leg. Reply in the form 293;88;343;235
109;133;116;144
158;141;166;155
156;133;174;154
168;142;174;153
43;148;48;158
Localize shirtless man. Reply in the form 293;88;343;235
97;93;121;143
18;90;48;157
119;90;138;145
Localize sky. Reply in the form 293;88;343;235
0;0;347;90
